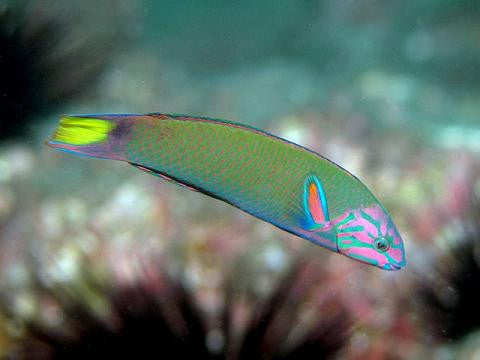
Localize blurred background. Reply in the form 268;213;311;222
1;0;480;358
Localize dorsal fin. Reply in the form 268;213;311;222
303;175;331;230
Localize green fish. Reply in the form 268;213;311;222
47;113;406;270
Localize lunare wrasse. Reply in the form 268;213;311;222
46;114;406;270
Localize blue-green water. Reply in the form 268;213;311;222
0;1;479;358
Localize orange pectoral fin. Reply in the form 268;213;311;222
303;175;330;228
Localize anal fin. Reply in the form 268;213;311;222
130;163;199;192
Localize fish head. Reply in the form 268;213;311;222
333;205;406;270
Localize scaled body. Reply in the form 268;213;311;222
47;114;406;270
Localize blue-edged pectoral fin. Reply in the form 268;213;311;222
301;175;332;231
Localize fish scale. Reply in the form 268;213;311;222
125;117;375;224
46;113;406;270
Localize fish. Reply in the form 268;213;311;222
46;113;406;270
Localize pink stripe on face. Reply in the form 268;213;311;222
354;217;379;239
346;246;387;265
362;207;381;219
333;205;406;270
336;212;379;241
381;221;388;236
388;227;402;246
388;248;404;263
335;212;350;224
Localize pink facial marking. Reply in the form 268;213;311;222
380;221;388;235
334;205;405;269
341;214;378;240
388;248;404;263
361;207;380;219
335;212;350;225
350;247;387;264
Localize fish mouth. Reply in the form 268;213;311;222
382;263;402;271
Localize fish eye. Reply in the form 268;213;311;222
373;236;390;252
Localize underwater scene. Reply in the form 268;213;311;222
1;0;480;358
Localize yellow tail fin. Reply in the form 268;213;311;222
51;116;115;145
